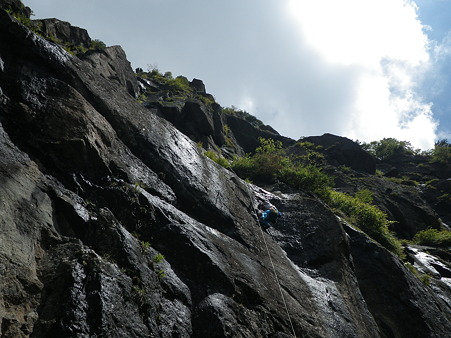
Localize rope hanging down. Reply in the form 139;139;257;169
256;217;297;338
228;168;296;337
248;192;297;337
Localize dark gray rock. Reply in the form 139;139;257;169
224;113;294;153
80;46;139;98
33;18;91;49
0;3;450;337
344;223;451;338
0;0;31;17
301;133;376;174
189;78;206;93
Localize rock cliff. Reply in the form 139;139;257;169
1;1;450;337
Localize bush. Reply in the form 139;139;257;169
412;228;451;247
222;106;265;127
204;150;230;168
355;189;373;203
361;138;416;160
328;190;404;257
90;39;106;49
230;138;332;196
166;76;191;95
277;165;332;198
431;139;451;165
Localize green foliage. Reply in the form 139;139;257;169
231;138;287;182
412;228;451;247
361;138;416;160
140;241;151;254
278;164;332;198
132;285;146;305
222;106;264;127
328;190;404;257
152;253;165;264
292;141;325;165
6;5;106;55
166;76;191;95
6;6;32;27
90;39;106;49
231;138;332;196
431;139;451;165
157;269;166;279
204;150;231;168
405;262;431;286
355;189;373;203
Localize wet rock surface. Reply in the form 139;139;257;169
1;2;451;337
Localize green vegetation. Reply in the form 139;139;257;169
354;189;373;204
6;6;39;33
5;5;106;55
230;138;332;197
222;106;265;127
132;285;146;305
157;269;166;279
412;228;451;247
140;241;151;255
327;190;405;258
431;139;451;165
361;138;417;160
405;262;431;286
90;39;106;49
137;66;217;105
204;150;231;168
152;253;165;264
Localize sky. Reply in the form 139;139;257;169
22;0;451;150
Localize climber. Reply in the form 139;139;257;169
257;201;281;228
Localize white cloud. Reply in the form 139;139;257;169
278;0;436;149
24;0;440;149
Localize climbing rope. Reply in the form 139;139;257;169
248;190;297;337
227;169;297;337
255;213;297;338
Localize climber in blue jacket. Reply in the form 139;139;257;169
258;202;281;228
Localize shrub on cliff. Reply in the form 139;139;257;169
361;138;416;160
328;190;405;257
204;150;230;169
412;228;451;247
431;139;451;165
231;138;331;196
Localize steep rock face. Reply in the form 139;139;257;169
1;4;451;338
33;18;91;49
80;46;139;98
155;99;228;152
345;224;451;337
224;113;295;154
335;175;442;239
301;133;376;174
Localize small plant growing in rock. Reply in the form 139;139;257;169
405;262;431;286
140;241;151;255
152;253;165;264
157;269;166;279
204;150;230;168
132;285;146;305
